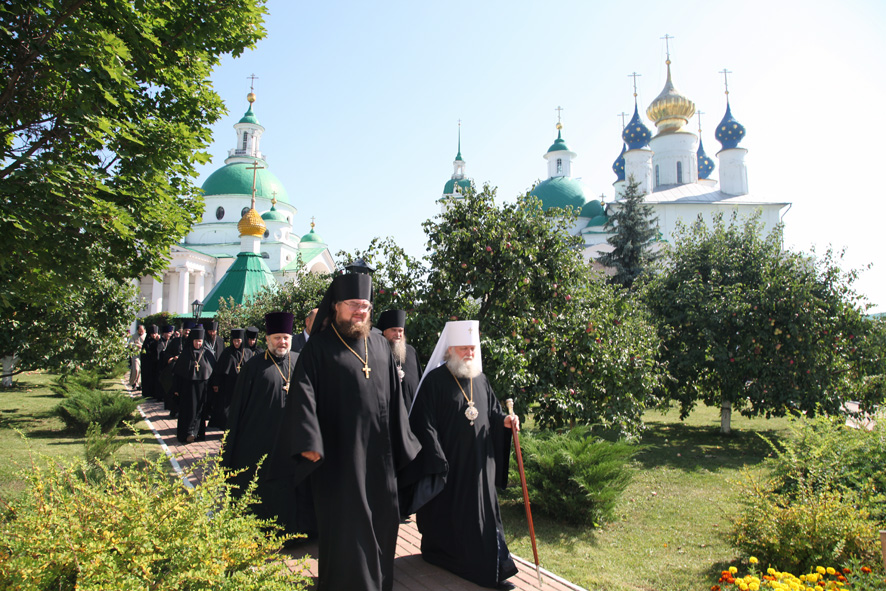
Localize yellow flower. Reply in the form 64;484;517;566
750;556;759;564
826;567;836;575
749;583;760;591
768;568;777;575
739;583;749;591
730;566;739;574
817;566;826;575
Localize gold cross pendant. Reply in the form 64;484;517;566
195;363;200;372
362;365;371;379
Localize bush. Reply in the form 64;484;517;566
517;426;637;526
0;451;311;590
729;471;881;573
49;369;106;397
53;388;139;434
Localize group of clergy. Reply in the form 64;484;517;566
219;273;521;591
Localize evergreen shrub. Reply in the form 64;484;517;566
53;388;138;434
0;453;311;590
517;426;637;526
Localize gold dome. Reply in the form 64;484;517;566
238;208;266;237
646;61;696;134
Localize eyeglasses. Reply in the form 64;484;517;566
341;300;372;312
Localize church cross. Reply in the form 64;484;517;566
720;68;733;96
362;365;372;379
310;215;316;228
555;106;564;124
247;73;259;92
618;111;629;128
696;111;705;133
245;161;265;209
661;34;674;61
628;72;641;99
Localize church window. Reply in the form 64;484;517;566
241;207;249;217
241;132;248;150
556;158;563;174
215;206;224;220
263;230;269;239
676;161;683;184
655;165;660;188
261;252;270;259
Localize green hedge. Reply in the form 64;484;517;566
53;388;139;434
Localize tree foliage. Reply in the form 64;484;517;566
641;212;873;432
597;175;660;289
0;1;267;373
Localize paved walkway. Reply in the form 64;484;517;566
135;393;585;591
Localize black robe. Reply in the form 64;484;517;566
140;337;159;399
402;365;517;588
270;329;421;591
221;349;316;538
203;334;225;362
172;346;215;443
208;344;252;429
159;336;182;411
398;344;423;411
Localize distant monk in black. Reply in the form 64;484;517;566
245;326;262;354
161;321;192;417
221;313;316;540
140;325;160;399
402;320;519;589
202;319;225;360
172;326;215;443
209;328;252;429
271;273;420;591
377;308;423;410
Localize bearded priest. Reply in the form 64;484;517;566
377;308;423;410
401;320;520;590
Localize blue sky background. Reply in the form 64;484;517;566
194;0;886;312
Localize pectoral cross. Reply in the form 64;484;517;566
362;364;371;379
195;362;200;372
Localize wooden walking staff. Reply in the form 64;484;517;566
506;398;543;588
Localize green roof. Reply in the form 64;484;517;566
201;161;289;203
443;178;472;195
261;205;289;223
300;228;324;243
200;252;277;316
546;130;571;153
238;104;260;125
529;176;586;211
580;199;605;218
585;214;608;227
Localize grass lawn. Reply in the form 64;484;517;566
0;371;161;500
501;407;793;591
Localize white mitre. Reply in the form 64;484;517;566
410;320;482;414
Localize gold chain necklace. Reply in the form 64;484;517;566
193;348;205;373
266;350;292;392
331;323;371;379
447;366;479;425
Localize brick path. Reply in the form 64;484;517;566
136;394;585;591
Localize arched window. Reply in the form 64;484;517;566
215;206;224;220
556;158;563;174
241;206;250;217
676;161;683;184
241;132;248;150
655;165;660;188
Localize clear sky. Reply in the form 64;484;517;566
194;0;886;312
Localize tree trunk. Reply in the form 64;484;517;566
720;398;732;435
1;355;15;387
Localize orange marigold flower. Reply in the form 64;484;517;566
723;571;732;577
711;586;721;591
861;567;872;574
837;576;847;582
842;568;852;574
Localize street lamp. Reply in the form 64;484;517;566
191;299;204;320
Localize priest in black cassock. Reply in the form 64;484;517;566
171;326;215;443
140;325;160;399
221;313;316;540
270;273;421;591
377;308;423;410
401;320;520;590
201;319;225;360
209;328;252;429
245;326;262;354
160;323;185;416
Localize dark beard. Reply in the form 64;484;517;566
335;317;372;340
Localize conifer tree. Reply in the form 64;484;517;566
597;175;660;289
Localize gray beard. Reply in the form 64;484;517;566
272;346;290;357
446;355;481;379
390;339;406;366
335;317;372;340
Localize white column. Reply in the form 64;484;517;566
177;267;190;316
167;272;179;315
193;270;206;302
151;276;163;315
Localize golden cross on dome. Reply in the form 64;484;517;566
628;72;641;99
247;73;259;92
245;161;265;209
271;189;277;206
618;112;629;128
696;110;705;133
661;34;674;62
555;106;564;124
720;68;733;96
310;216;316;229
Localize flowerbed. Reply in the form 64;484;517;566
713;557;886;591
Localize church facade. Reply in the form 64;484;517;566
441;54;790;260
137;93;335;318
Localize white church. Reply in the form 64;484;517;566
441;53;790;259
137;92;335;318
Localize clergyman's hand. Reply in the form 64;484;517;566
301;451;321;462
504;415;520;432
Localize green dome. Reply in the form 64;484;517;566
580;199;604;218
443;178;472;195
301;228;324;243
201;162;289;203
586;214;608;228
529;176;586;211
239;104;260;125
261;205;289;223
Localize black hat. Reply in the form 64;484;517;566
183;320;196;330
265;312;294;335
230;328;246;340
201;319;218;331
189;327;205;340
311;273;373;336
377;309;406;332
162;324;174;334
147;325;159;335
245;326;260;339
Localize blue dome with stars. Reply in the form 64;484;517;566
612;144;626;181
697;138;715;179
715;102;746;149
622;104;651;150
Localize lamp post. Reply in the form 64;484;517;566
191;299;204;320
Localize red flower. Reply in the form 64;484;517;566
861;566;872;574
